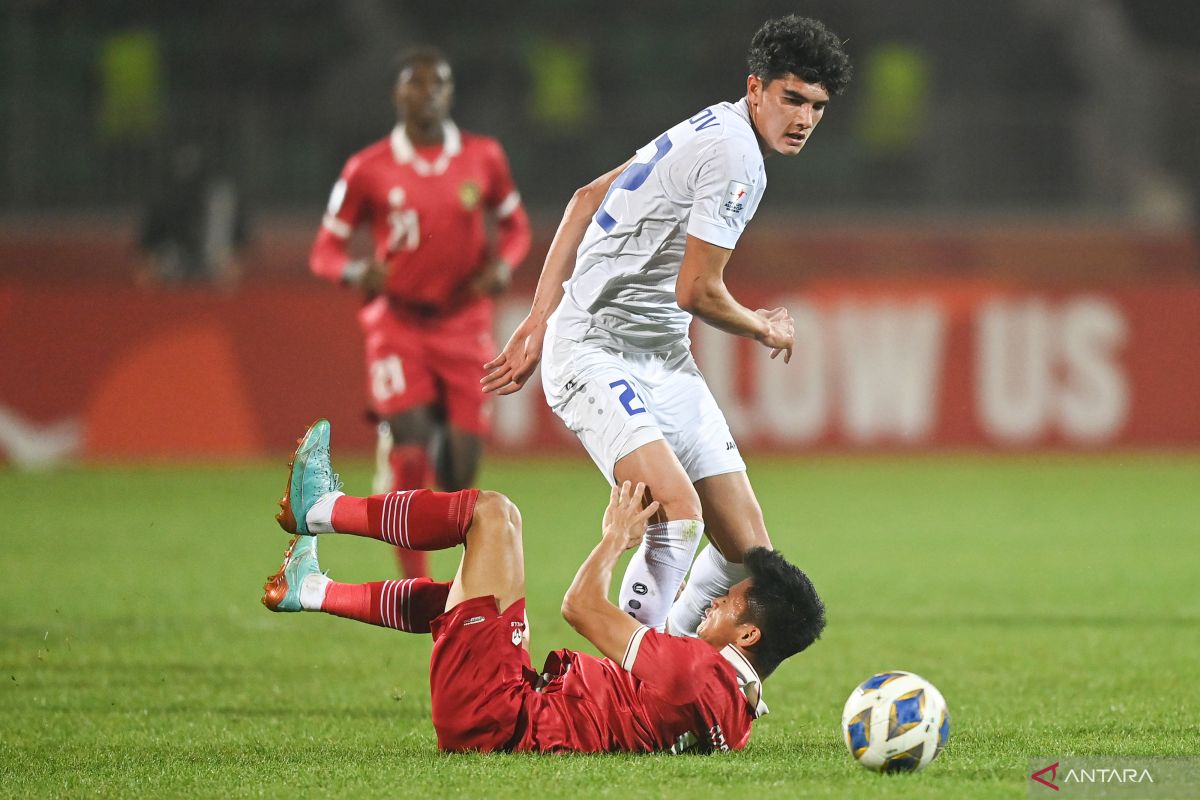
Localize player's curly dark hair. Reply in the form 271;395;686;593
741;547;826;678
746;15;853;95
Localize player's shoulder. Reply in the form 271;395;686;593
457;128;506;157
675;100;761;161
636;632;743;702
640;629;730;673
342;136;394;176
711;101;762;154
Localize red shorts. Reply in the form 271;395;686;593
429;595;532;752
357;297;495;435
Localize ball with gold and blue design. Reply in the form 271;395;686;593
841;670;950;773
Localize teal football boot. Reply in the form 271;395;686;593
275;418;341;535
262;535;322;612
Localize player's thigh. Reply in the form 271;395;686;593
360;306;438;418
542;334;667;486
429;596;531;753
650;351;747;484
445;491;525;612
437;426;483;491
613;440;702;521
385;404;440;446
693;471;771;561
430;328;494;438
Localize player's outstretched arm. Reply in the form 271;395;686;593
675;235;795;362
481;157;634;395
561;482;660;662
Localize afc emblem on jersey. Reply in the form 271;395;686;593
459;181;482;211
720;180;752;220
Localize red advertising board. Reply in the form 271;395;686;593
1;280;1197;462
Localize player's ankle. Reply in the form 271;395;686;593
299;572;331;610
305;491;345;533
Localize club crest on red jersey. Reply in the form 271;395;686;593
459;181;482;211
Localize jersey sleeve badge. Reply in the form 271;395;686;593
720;180;752;220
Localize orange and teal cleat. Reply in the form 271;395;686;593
275;418;341;535
262;534;322;612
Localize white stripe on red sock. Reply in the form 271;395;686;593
399;490;412;549
379;578;419;631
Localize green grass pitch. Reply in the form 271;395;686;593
3;454;1198;798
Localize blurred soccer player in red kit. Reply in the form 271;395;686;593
310;47;531;578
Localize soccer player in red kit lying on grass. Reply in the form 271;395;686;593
263;420;826;754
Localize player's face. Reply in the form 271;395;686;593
696;579;759;647
746;73;829;157
396;60;454;127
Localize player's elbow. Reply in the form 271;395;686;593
569;173;612;216
676;284;698;314
676;279;721;315
560;597;577;627
567;184;596;216
560;593;595;633
307;246;325;278
308;230;345;282
560;593;583;628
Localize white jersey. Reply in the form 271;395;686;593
554;98;767;350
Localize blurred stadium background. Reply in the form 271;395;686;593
2;0;1199;462
3;2;1200;797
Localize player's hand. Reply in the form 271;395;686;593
755;307;794;363
468;259;512;298
358;260;389;298
601;481;660;552
481;315;545;395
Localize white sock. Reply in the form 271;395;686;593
668;544;748;637
305;491;344;534
299;572;331;611
371;422;393;495
618;519;705;632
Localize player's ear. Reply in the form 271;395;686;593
746;73;762;99
737;622;761;649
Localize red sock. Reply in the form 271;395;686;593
321;578;450;634
390;444;432;578
395;548;428;579
331;488;479;549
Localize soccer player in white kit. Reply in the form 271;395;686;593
483;16;852;635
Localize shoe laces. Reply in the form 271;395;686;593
312;445;344;494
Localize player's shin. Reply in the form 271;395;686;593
667;543;748;636
321;578;451;633
618;519;705;631
389;443;434;577
307;488;479;549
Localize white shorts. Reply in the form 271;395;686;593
541;327;745;484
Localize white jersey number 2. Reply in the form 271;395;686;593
594;133;673;232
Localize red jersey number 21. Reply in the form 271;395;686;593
386;187;420;253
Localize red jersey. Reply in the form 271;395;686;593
311;121;530;312
516;627;765;754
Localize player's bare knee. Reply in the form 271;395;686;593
471;490;523;545
713;520;771;563
656;485;703;522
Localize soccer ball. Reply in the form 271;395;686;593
841;671;949;773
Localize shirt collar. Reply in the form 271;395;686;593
389;121;462;175
720;644;768;718
732;97;753;127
